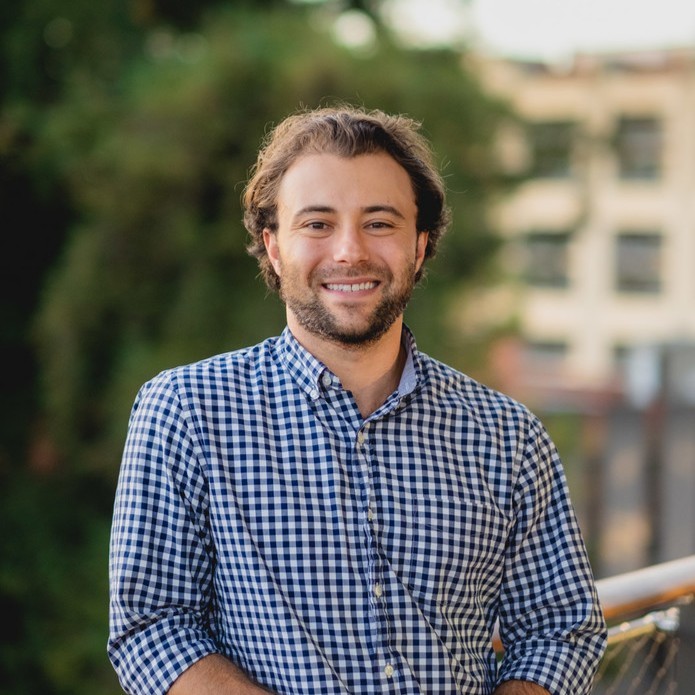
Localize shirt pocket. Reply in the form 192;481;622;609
403;497;511;608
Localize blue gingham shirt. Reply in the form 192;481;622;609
108;327;606;694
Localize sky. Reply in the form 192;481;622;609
386;0;695;60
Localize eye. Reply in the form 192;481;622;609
366;220;395;233
301;220;331;232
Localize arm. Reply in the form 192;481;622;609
496;417;607;694
493;681;549;694
109;376;248;693
168;654;273;694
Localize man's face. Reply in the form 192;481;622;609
263;152;428;349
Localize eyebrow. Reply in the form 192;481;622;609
294;205;406;219
294;206;335;217
364;205;405;219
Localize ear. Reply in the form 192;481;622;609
415;231;429;274
263;228;282;276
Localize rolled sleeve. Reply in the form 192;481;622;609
496;419;607;694
108;374;219;694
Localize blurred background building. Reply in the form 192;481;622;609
477;48;695;413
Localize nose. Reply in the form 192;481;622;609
332;225;369;264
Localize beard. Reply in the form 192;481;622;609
279;262;418;348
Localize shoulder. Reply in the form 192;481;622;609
136;335;282;408
414;353;561;492
415;351;541;433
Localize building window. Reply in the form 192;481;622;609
525;231;571;288
529;121;575;178
615;232;662;293
615;116;662;180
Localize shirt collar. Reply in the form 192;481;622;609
276;327;327;402
397;326;419;398
276;325;422;402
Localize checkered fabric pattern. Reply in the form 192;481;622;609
108;327;606;694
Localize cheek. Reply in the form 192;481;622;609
287;243;325;272
276;249;321;285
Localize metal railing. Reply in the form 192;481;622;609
597;555;695;624
594;555;695;694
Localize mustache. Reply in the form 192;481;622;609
310;264;391;282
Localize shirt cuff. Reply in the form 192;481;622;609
496;637;604;695
109;617;220;695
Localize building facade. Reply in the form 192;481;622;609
477;49;695;407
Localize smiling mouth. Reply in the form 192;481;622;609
324;281;378;293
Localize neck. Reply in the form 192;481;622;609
288;317;406;418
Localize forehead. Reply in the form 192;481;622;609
277;152;416;212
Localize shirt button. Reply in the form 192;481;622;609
367;507;375;522
374;583;383;598
356;431;365;446
309;389;320;400
321;372;333;388
384;664;395;678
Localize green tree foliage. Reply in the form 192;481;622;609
1;3;509;692
0;0;251;473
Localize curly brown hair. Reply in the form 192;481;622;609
243;105;451;292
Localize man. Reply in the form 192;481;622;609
108;105;606;694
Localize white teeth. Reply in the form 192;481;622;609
325;282;377;292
